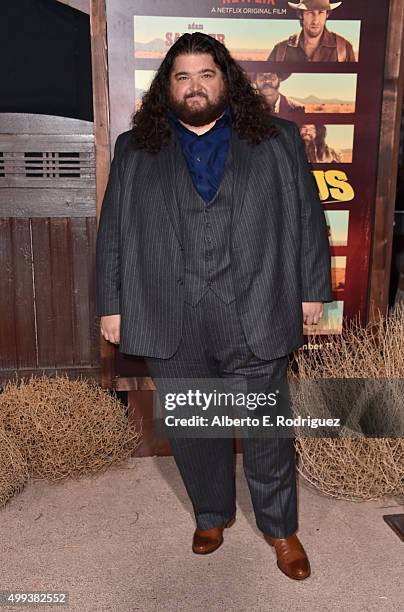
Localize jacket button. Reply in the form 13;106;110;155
177;278;184;285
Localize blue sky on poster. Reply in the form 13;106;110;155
324;210;349;246
332;256;346;269
134;15;361;54
282;73;357;102
321;125;354;150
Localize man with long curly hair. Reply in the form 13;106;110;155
300;124;343;162
96;32;332;581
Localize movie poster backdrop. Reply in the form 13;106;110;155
105;0;390;339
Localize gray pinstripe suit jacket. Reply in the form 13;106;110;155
96;115;333;360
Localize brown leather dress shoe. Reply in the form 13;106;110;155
264;534;311;580
192;514;236;555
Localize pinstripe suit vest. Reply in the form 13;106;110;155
176;144;236;306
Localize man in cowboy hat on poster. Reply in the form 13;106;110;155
254;71;305;115
268;0;356;62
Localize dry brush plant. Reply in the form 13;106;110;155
0;375;141;497
289;301;404;501
0;426;29;508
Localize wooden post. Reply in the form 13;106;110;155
368;0;404;321
90;0;115;387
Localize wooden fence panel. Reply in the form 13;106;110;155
0;114;100;383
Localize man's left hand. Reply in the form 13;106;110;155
302;302;323;326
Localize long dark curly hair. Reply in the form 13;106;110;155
314;124;328;161
131;32;278;152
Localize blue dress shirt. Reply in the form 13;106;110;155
169;107;232;203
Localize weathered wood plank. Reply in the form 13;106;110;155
0;135;94;152
0;365;101;385
31;218;56;369
0;113;94;135
86;217;100;365
1;178;95;189
49;219;74;366
70;217;93;364
12;219;37;368
0;219;18;369
0;189;96;217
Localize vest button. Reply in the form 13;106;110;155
177;278;184;285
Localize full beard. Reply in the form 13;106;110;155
168;89;229;127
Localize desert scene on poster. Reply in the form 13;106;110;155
134;69;357;116
252;73;357;114
331;256;347;292
133;16;360;62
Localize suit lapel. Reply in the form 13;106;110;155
156;136;182;245
231;130;253;229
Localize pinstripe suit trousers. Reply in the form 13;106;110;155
145;289;298;538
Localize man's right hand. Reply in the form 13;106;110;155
100;314;121;344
